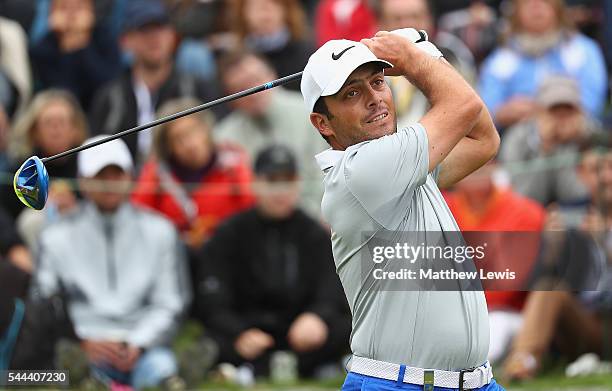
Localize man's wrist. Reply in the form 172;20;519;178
397;45;439;82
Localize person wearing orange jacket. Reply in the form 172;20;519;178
445;162;546;365
131;97;255;251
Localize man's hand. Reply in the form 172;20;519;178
80;340;124;366
361;31;421;77
287;312;328;353
80;340;141;371
7;245;33;274
114;344;141;372
234;328;274;360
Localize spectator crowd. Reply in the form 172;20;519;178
0;0;611;389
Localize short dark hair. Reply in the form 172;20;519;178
217;50;274;85
312;97;332;144
313;97;333;118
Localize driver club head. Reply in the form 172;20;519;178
13;156;49;210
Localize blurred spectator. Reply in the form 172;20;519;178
131;98;255;250
1;89;86;221
89;0;223;165
168;0;221;82
29;0;127;45
0;14;31;177
0;204;75;372
0;16;32;120
194;145;350;377
315;0;377;46
0;205;32;294
478;0;607;129
29;0;122;111
372;0;476;129
231;0;314;90
166;0;221;39
32;137;190;389
499;76;596;206
565;0;602;39
445;162;546;364
502;148;612;380
437;0;500;65
374;0;476;79
215;51;327;218
0;240;29;372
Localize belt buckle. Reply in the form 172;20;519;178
459;366;477;391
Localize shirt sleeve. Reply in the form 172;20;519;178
344;123;429;228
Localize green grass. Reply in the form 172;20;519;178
506;373;612;390
192;369;612;390
171;322;612;390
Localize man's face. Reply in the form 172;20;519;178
312;63;396;150
539;103;584;144
579;151;612;205
244;0;285;36
81;165;131;213
122;23;175;69
223;56;276;116
517;0;558;35
380;0;433;32
254;174;300;219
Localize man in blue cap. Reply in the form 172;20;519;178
89;0;222;165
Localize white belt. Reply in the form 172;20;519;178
348;356;494;389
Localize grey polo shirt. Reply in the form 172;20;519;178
315;123;489;370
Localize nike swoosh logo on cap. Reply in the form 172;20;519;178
332;45;355;60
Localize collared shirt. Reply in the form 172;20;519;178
315;123;489;370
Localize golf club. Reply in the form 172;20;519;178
13;71;303;210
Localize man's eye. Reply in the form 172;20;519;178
347;90;358;98
373;79;384;86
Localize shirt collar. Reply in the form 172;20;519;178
315;148;345;171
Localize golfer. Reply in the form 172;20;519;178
301;30;502;390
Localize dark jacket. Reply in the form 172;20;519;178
88;67;226;161
194;207;349;341
30;25;121;110
260;40;313;92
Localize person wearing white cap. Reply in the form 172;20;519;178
32;136;191;389
301;30;501;390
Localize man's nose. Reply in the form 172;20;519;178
364;86;382;109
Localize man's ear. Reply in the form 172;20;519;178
310;113;334;140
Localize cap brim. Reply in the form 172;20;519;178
321;59;393;97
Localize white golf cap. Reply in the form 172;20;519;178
301;39;393;112
77;136;133;178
